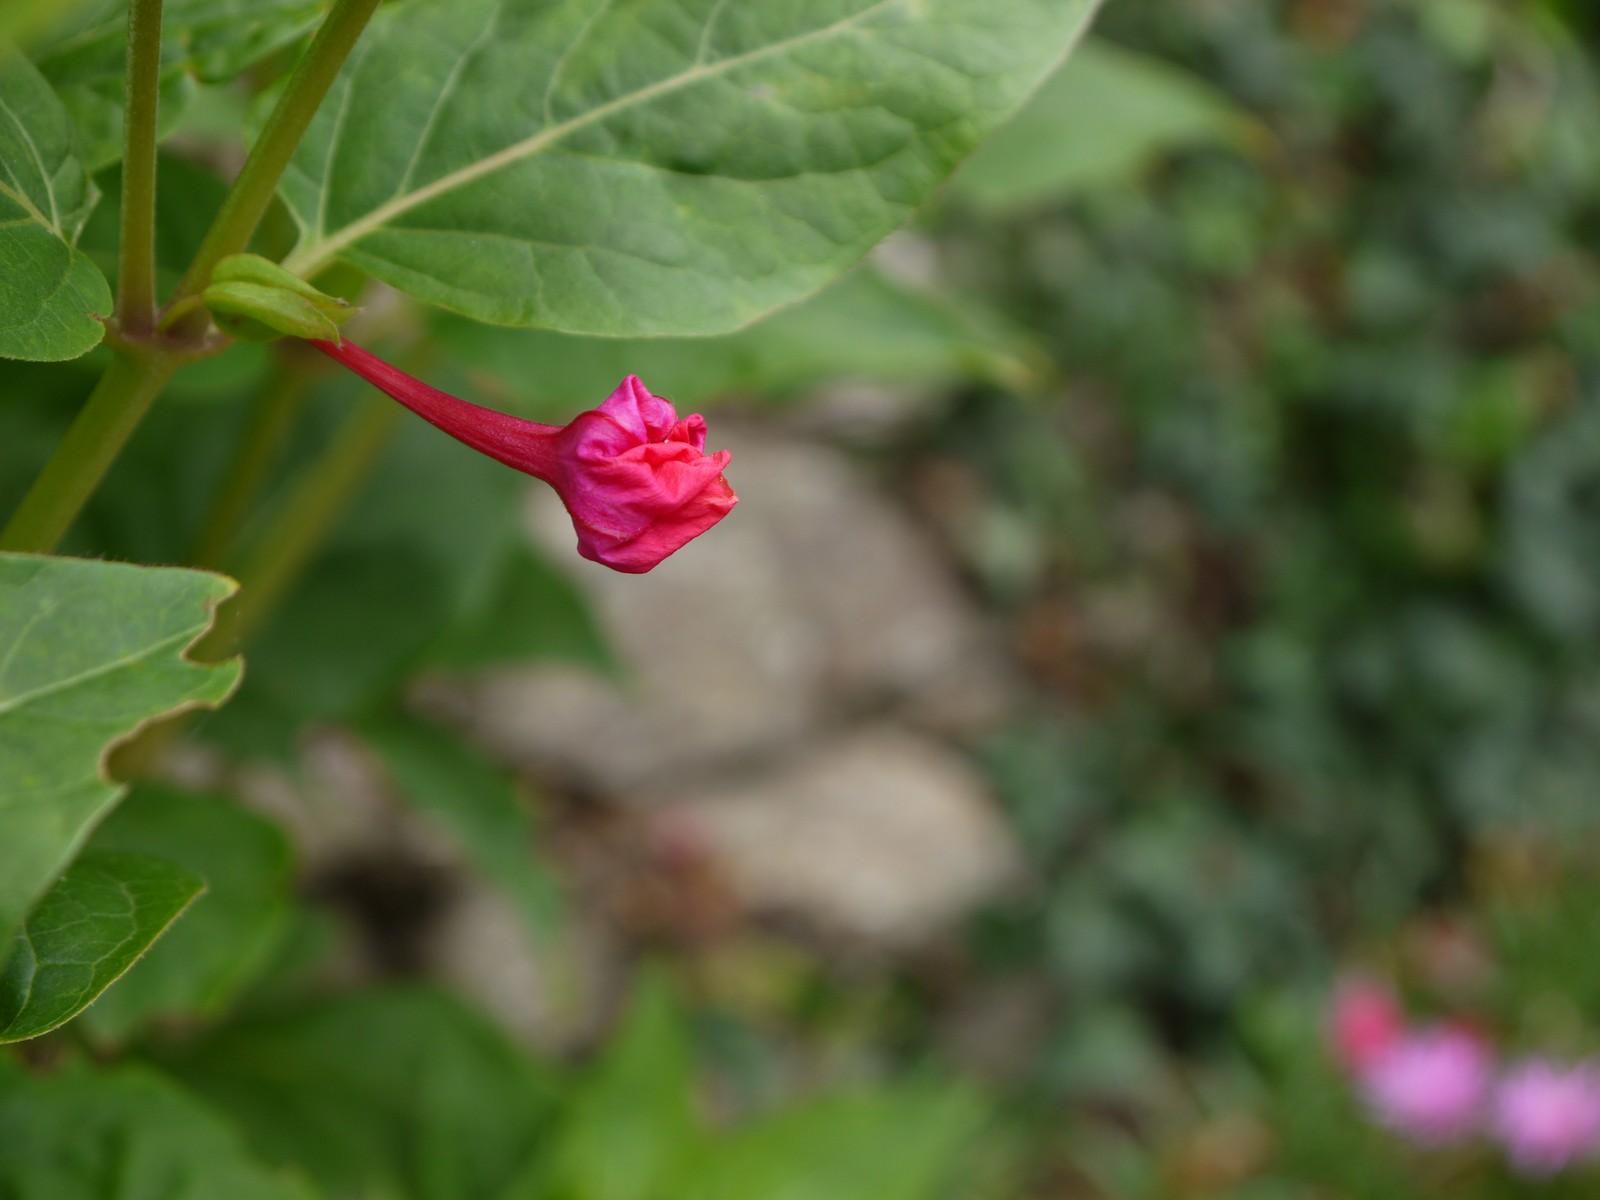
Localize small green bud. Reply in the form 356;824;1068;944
203;281;343;342
202;254;357;342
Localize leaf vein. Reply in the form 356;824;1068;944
393;2;506;201
0;93;61;232
284;0;901;275
541;0;619;127
0;629;197;719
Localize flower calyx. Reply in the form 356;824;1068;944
202;254;358;343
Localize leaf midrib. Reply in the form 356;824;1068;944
281;0;901;277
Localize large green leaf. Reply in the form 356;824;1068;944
29;0;325;169
0;46;110;360
435;263;1046;418
423;541;615;672
80;787;295;1041
152;988;555;1200
0;553;241;947
278;0;1100;335
950;40;1260;212
0;1064;316;1200
0;849;202;1043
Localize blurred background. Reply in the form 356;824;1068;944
9;0;1600;1195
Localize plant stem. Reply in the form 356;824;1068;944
2;0;381;556
200;392;401;657
189;360;312;566
0;351;178;553
167;0;382;312
115;0;164;335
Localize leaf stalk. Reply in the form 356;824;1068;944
167;0;383;316
114;0;164;336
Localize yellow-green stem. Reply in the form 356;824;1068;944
0;352;178;553
115;0;164;334
167;0;382;316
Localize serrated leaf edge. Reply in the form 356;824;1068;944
0;553;244;942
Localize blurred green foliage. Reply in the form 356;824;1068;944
954;0;1600;1004
906;0;1600;1189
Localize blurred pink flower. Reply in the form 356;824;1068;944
1328;976;1403;1073
1491;1059;1600;1176
312;339;735;573
1359;1025;1491;1146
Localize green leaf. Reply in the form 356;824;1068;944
542;971;698;1200
0;553;241;947
0;46;111;360
435;264;1045;418
79;787;295;1041
362;716;561;939
951;40;1261;212
0;1064;317;1200
0;849;203;1042
278;0;1100;335
686;1086;987;1200
29;0;325;169
152;988;555;1200
0;0;93;47
423;540;615;673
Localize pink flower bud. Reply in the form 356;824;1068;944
1491;1059;1600;1176
1327;976;1404;1073
1358;1025;1492;1146
312;339;735;572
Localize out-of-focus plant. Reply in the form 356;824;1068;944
537;2;1600;1189
825;0;1600;1186
1239;840;1600;1198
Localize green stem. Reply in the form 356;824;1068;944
0;351;177;553
1;0;381;556
115;0;164;335
189;361;311;566
166;0;382;313
201;393;401;657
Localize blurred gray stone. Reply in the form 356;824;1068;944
424;427;1012;794
426;878;623;1051
646;726;1021;950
